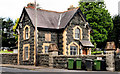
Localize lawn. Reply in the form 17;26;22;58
0;50;13;53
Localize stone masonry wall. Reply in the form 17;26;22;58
19;10;35;65
57;30;64;55
0;53;18;65
53;55;106;69
65;11;90;55
37;53;49;66
37;28;61;53
115;54;120;71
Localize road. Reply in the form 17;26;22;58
0;67;120;74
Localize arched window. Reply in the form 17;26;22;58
73;26;82;40
23;25;30;40
68;42;80;55
75;28;80;39
25;27;28;39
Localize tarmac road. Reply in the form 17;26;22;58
0;67;120;74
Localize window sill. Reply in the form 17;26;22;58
74;38;80;40
22;59;29;62
23;38;29;41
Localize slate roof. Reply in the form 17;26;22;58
24;7;79;29
80;40;94;48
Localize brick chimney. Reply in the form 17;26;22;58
68;5;75;10
27;3;35;9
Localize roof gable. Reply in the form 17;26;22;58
59;9;78;28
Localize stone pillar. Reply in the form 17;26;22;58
49;51;58;67
106;51;115;72
48;43;58;67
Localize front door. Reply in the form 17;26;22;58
83;48;87;55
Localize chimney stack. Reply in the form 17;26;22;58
68;5;75;10
27;3;35;9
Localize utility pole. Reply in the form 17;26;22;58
34;0;38;66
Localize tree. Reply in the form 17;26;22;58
0;19;2;48
108;15;120;48
79;1;113;48
1;18;16;48
13;18;19;41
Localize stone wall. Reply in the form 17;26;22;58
66;13;89;45
53;55;106;69
19;10;35;65
37;28;59;53
65;11;90;55
37;53;49;66
57;30;64;55
115;55;120;71
0;53;18;65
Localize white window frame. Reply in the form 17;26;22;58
25;46;29;60
75;28;80;39
25;27;29;39
70;46;77;55
45;46;49;54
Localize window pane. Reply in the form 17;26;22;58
75;29;80;33
25;27;28;39
26;33;28;39
74;51;76;55
25;47;28;60
45;46;49;53
75;28;80;39
75;34;78;38
70;46;77;55
70;51;72;55
70;47;72;50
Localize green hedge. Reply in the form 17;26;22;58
91;51;103;55
0;50;13;53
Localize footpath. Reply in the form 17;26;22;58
0;64;112;72
0;64;89;72
0;64;49;70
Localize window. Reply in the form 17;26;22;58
23;44;30;60
25;47;28;60
45;33;51;41
45;46;49;53
42;43;50;54
68;42;79;55
70;46;77;55
23;25;30;40
25;27;28;39
73;26;82;40
75;28;80;39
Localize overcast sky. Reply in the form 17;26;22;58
0;0;120;22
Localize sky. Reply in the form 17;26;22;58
0;0;120;22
